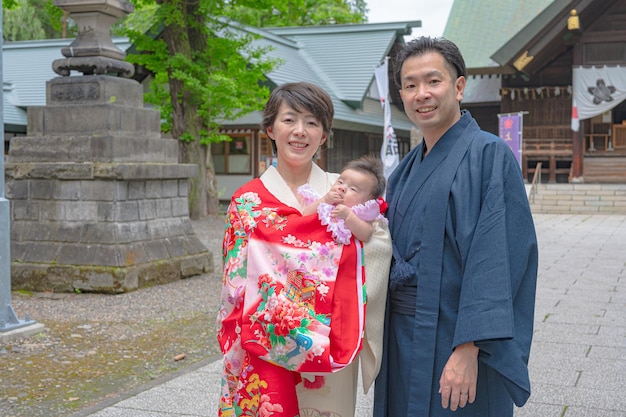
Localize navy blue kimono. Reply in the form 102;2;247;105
373;111;538;417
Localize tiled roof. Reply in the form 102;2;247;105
3;21;420;134
225;21;420;133
491;0;604;71
265;22;416;108
443;0;556;69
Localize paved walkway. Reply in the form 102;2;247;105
72;213;626;417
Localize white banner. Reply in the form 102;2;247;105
572;65;626;122
571;97;580;132
374;59;399;180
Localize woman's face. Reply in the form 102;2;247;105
266;103;327;167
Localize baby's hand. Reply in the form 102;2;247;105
331;204;351;221
324;191;343;205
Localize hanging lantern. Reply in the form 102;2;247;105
568;9;580;31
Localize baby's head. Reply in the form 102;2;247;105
332;155;386;207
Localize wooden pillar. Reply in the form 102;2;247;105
570;40;584;181
571;127;584;180
549;155;557;183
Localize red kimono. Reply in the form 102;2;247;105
217;175;366;416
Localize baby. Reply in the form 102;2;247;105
299;154;388;244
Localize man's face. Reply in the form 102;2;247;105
399;52;465;141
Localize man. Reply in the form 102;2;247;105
373;37;538;416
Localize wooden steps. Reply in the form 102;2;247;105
583;156;626;183
529;184;626;214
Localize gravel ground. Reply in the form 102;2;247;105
0;215;227;417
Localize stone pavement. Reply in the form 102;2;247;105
71;213;626;417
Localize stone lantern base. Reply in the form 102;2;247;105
5;76;212;293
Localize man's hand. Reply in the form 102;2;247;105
438;342;479;411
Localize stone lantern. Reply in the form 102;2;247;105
4;0;212;293
52;0;135;77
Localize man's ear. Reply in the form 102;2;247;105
266;126;274;139
456;76;466;102
320;133;327;146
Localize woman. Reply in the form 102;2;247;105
217;82;392;416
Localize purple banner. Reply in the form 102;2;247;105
498;113;522;167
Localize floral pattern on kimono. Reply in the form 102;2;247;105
218;179;366;416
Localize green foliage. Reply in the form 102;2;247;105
124;0;275;144
121;0;368;145
3;0;18;9
225;0;368;27
43;0;69;36
112;2;159;36
2;0;67;41
3;0;46;40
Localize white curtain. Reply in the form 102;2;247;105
463;75;501;104
572;65;626;121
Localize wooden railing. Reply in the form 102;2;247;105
523;125;571;142
522;126;573;183
528;162;542;204
523;138;572;157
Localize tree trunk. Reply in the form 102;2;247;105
187;1;220;215
205;150;220;214
180;140;208;219
159;0;218;218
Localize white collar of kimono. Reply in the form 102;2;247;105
260;163;338;211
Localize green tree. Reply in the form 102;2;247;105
3;0;46;40
112;2;158;36
127;0;370;217
227;0;368;27
125;0;275;217
2;0;66;41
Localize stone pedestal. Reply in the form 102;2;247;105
5;76;212;293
